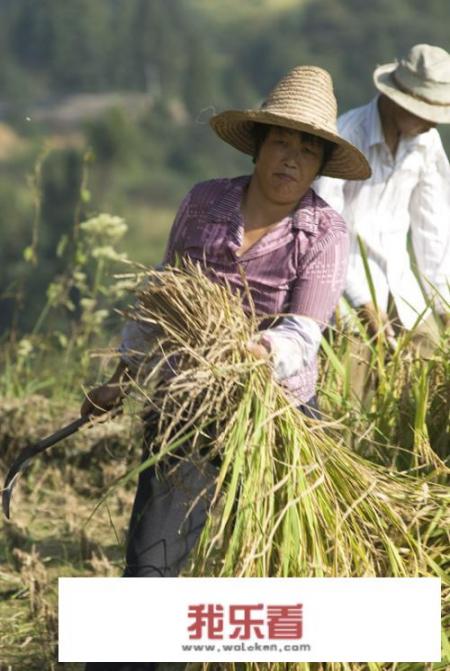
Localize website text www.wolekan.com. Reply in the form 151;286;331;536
181;641;312;652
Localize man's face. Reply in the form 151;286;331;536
393;102;436;137
253;126;324;206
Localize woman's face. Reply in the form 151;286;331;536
253;126;324;206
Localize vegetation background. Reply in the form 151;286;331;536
1;0;450;335
0;1;449;670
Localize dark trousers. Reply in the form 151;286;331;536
84;459;216;671
84;398;319;669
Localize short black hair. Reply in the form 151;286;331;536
252;122;335;175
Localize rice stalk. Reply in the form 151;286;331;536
319;312;449;476
121;261;449;670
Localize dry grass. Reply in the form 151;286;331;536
0;400;140;669
0;261;448;670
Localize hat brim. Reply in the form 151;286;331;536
373;62;450;124
210;109;371;180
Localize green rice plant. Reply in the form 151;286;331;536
319;316;449;476
318;235;449;478
119;261;449;670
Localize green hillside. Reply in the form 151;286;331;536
189;0;308;22
0;0;449;332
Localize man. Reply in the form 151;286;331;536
316;43;450;396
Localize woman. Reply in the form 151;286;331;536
82;65;370;669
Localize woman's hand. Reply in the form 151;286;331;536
80;360;131;417
80;383;124;417
247;337;271;360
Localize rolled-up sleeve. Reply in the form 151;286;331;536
257;315;322;381
118;319;162;372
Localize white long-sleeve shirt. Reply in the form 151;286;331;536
316;97;450;328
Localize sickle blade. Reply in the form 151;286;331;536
2;416;89;520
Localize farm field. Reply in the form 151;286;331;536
0;2;449;669
1;261;448;669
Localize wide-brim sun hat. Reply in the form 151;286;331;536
210;65;371;181
374;43;450;124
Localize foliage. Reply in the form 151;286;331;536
1;0;450;124
85;108;138;164
0;206;133;401
1;0;449;334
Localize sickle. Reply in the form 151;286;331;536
2;415;90;520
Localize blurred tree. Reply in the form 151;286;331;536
130;0;182;95
10;0;113;92
5;149;84;331
85;108;137;164
279;0;450;110
0;178;34;333
183;37;215;117
48;0;113;91
1;0;450;334
40;148;83;256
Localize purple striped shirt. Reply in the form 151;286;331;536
162;175;349;402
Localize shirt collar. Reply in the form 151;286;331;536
410;129;431;148
208;174;245;213
209;175;318;234
290;189;318;233
367;96;385;148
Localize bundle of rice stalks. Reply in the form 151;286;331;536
121;262;448;669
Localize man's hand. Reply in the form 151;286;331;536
439;312;450;331
80;360;131;417
357;303;396;346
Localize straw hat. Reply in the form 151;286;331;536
210;65;371;180
374;44;450;124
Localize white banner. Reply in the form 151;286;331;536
59;577;441;662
